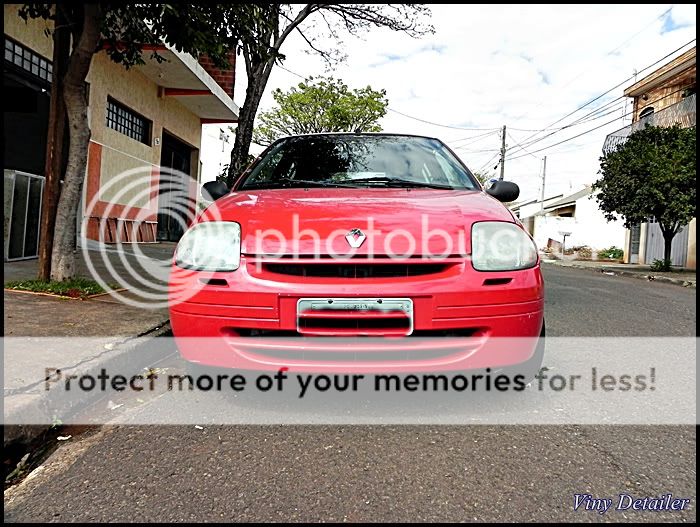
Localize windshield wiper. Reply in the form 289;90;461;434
242;177;459;190
348;176;456;190
242;179;358;190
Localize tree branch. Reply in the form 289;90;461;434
295;26;333;64
273;3;317;50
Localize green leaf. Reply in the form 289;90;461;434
253;76;389;146
593;124;696;232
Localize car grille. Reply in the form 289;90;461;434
263;262;450;278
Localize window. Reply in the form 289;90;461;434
639;107;654;119
4;36;52;84
106;97;151;144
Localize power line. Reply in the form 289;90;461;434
323;29;685;137
568;97;626;125
387;108;500;131
508;115;626;161
278;63;503;132
509;37;695;148
508;125;579;132
450;133;500;152
534;137;610;156
506;85;691;161
454;147;501;153
507;131;539;159
556;7;674;93
475;152;501;173
514;7;677;130
508;100;624;133
605;7;673;57
505;38;696;158
507;100;625;134
507;100;622;153
507;103;624;154
277;64;305;79
271;37;695;158
448;129;500;146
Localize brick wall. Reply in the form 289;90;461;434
198;50;236;99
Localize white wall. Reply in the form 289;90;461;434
532;194;626;251
200;124;233;185
517;194;565;220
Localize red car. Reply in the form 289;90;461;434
169;134;544;376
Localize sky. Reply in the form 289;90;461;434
205;4;696;202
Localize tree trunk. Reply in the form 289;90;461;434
38;7;70;281
227;61;273;186
662;230;675;267
658;221;680;271
50;4;102;281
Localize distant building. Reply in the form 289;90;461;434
512;186;627;256
3;5;239;261
602;46;696;269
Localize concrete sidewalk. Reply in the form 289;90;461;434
542;258;696;287
4;242;177;285
4;244;177;446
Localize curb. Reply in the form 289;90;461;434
3;287;129;300
542;261;696;288
3;322;174;448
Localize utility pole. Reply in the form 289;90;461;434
540;156;547;213
38;9;69;280
499;125;506;180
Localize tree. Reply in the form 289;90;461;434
593;124;696;271
472;171;493;188
216;154;256;184
252;76;388;146
19;4;259;280
227;4;433;185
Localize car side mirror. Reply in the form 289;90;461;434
202;181;230;201
486;180;520;203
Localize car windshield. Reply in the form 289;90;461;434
237;135;479;191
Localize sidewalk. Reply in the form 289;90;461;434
4;244;176;446
542;257;696;287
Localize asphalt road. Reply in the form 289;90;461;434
4;265;696;522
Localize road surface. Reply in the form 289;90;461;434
4;265;696;522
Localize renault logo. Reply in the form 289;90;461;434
345;228;366;248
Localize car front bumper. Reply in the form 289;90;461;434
169;256;545;373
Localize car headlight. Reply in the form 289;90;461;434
471;221;538;271
175;221;241;271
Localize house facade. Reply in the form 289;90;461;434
512;186;627;256
602;46;696;269
3;5;238;261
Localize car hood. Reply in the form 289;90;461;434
202;188;516;256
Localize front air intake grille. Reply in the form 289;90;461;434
263;262;449;278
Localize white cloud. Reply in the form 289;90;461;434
222;4;695;201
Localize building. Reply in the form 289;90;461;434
200;125;233;186
512;186;627;256
511;194;563;233
3;5;239;261
602;46;696;269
